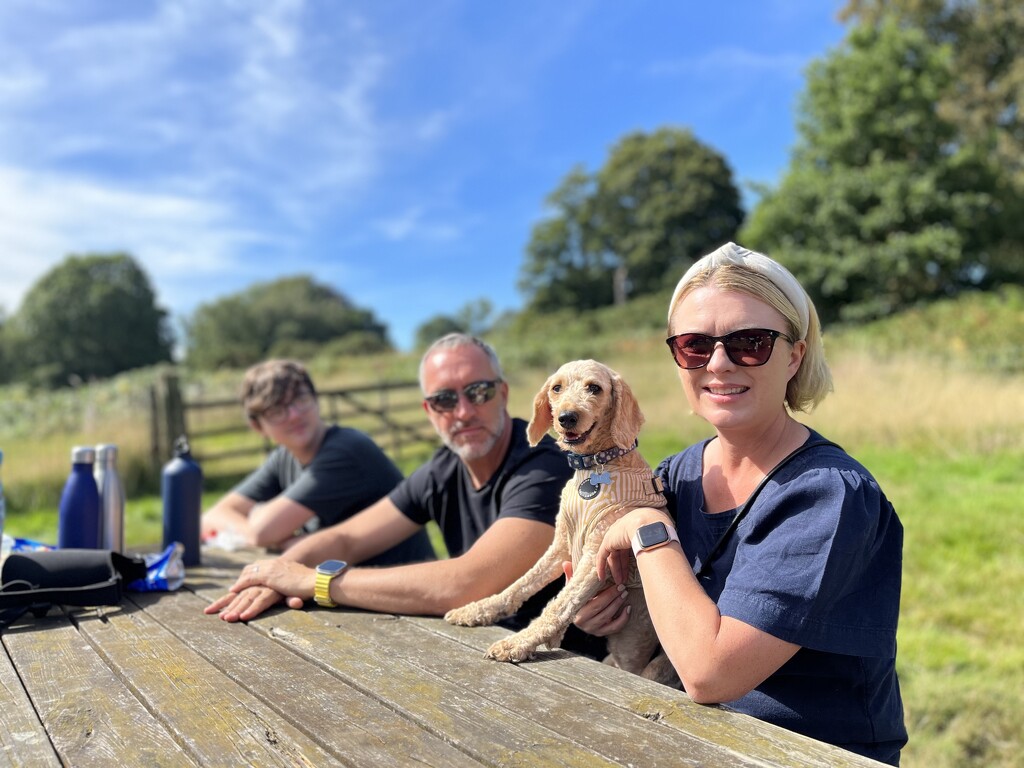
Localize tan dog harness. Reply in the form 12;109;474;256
563;466;667;588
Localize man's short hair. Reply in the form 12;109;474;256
418;333;504;390
240;359;317;420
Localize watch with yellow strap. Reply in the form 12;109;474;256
314;559;348;607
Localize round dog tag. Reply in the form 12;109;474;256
578;478;600;500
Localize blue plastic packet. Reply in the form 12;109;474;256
11;537;57;552
128;542;185;592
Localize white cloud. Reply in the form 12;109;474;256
372;206;462;243
0;1;413;317
0;166;264;314
0;2;392;220
649;47;808;79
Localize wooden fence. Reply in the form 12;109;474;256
151;373;439;479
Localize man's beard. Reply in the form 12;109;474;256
440;410;507;461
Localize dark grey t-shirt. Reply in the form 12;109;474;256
233;425;435;565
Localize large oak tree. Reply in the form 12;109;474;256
742;20;1023;323
519;127;743;313
184;275;390;370
5;253;172;388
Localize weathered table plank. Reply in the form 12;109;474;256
192;550;887;768
413;616;885;768
75;600;340;766
2;610;194;767
0;632;60;767
135;587;479;767
314;609;766;768
191;582;621;768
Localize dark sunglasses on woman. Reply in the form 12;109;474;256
666;328;793;369
425;379;501;412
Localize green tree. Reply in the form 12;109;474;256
414;316;466;351
841;0;1024;191
519;168;614;312
184;275;390;369
413;298;495;351
742;21;1023;323
5;253;172;388
520;128;743;313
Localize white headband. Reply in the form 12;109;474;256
668;242;811;339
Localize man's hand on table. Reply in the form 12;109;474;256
204;559;316;621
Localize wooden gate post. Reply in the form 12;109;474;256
151;371;186;468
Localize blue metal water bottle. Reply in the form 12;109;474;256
162;435;203;567
58;446;102;549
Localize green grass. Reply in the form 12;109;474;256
861;448;1024;768
2;288;1023;767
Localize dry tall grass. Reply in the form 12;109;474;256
552;337;1024;462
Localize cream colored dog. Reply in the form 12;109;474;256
445;360;677;684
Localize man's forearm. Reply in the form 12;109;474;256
280;525;352;565
201;505;251;539
330;558;486;616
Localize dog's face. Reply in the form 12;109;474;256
526;359;644;453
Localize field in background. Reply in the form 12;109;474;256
1;289;1022;768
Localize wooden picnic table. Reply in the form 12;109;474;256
0;547;886;767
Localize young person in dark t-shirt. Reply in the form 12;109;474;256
205;335;605;658
199;359;433;565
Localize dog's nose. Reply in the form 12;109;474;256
558;411;578;430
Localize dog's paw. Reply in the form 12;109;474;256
446;606;501;626
486;637;538;663
444;603;493;626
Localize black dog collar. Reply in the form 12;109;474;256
565;439;639;470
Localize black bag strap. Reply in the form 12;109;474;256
0;573;124;609
0;550;147;631
694;439;841;579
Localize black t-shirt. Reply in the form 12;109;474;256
233;425;434;566
390;418;606;659
389;418;570;555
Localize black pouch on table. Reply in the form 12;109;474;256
0;549;147;631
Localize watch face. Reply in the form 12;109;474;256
637;523;670;548
317;559;347;576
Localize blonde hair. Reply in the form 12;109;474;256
669;262;833;413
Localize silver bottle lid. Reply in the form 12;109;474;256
96;444;119;461
71;445;96;464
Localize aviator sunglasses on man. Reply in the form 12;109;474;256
425;380;501;413
666;328;794;370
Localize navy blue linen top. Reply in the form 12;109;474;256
656;429;907;765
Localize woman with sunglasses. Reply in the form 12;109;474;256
576;243;907;765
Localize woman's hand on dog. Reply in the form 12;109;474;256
563;561;631;637
596;508;677;585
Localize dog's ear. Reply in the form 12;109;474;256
610;371;645;448
526;375;555;446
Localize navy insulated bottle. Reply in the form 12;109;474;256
162;435;202;567
58;446;102;549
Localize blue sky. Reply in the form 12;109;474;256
0;1;847;352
